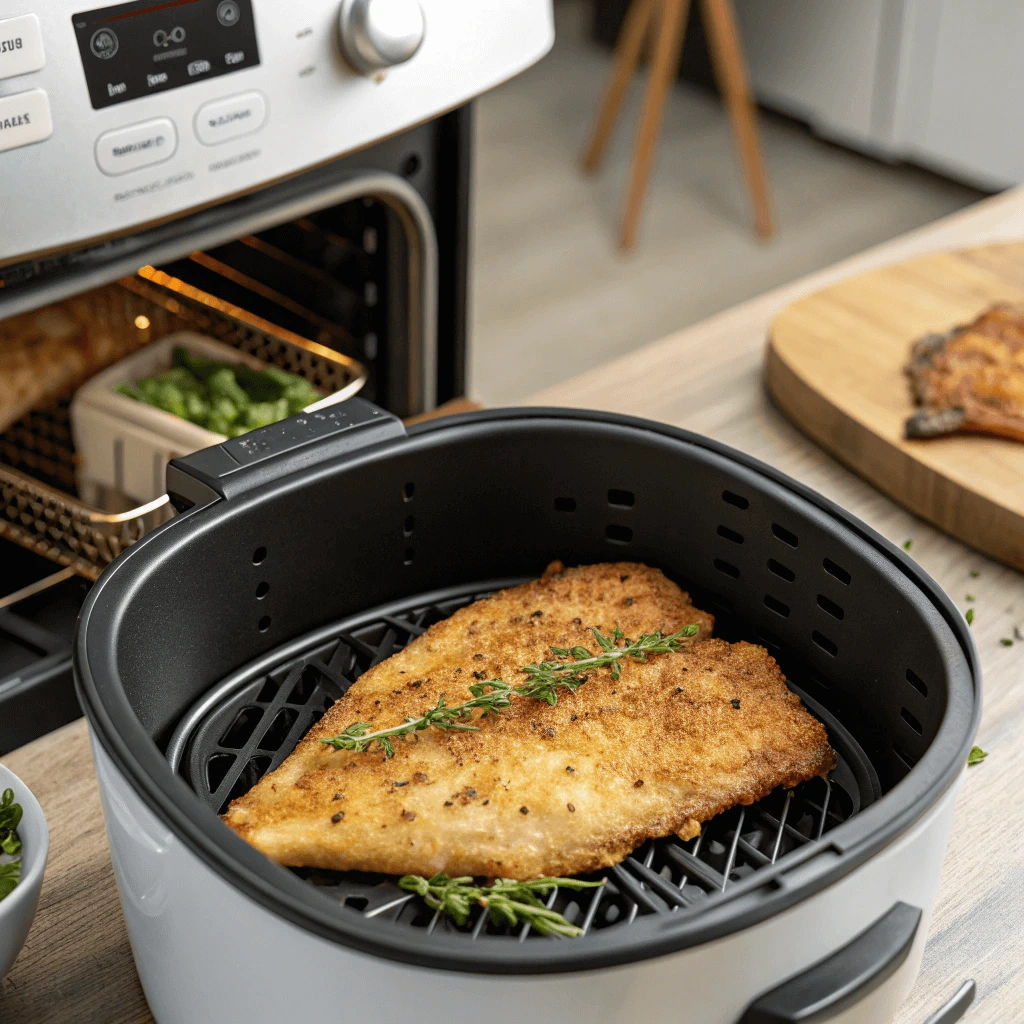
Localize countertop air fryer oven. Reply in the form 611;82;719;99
0;0;557;751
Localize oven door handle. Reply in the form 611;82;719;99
739;901;921;1024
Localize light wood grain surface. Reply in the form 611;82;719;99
4;193;1024;1022
768;242;1024;572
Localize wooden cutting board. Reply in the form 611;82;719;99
767;242;1024;571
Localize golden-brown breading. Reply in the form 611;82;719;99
223;562;834;879
905;304;1024;442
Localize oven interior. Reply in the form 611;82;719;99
0;111;470;753
85;415;969;944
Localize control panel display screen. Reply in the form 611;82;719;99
73;0;260;110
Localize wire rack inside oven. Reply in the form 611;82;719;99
170;582;879;942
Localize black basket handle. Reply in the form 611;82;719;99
166;397;405;510
739;902;921;1023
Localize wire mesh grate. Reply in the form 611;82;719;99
173;583;876;942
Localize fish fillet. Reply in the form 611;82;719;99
224;562;835;879
905;304;1024;442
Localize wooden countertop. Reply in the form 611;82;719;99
5;192;1024;1022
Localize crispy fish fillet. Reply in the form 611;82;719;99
224;562;834;879
905;304;1024;442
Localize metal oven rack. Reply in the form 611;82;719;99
0;272;368;582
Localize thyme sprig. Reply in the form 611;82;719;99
399;873;604;937
320;624;699;757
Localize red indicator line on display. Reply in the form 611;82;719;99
99;0;204;23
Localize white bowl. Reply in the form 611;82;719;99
0;764;49;981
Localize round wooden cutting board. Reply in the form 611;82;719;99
767;242;1024;571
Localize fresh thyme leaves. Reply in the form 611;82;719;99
902;539;913;552
1001;638;1014;647
398;873;604;937
970;570;980;578
967;745;989;767
0;788;23;902
321;624;700;757
966;608;975;626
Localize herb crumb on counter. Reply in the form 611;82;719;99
967;746;989;767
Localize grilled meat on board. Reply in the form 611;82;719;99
905;304;1024;442
224;561;834;879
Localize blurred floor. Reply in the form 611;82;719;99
468;0;985;406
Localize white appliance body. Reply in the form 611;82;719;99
91;734;960;1024
0;0;554;265
733;0;1023;191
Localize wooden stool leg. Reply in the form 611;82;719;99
700;0;774;239
581;0;658;174
619;0;691;250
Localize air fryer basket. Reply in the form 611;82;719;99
74;403;978;974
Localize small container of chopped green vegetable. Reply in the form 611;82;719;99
71;333;355;504
0;764;48;981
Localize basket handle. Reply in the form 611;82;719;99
739;902;922;1023
166;397;405;510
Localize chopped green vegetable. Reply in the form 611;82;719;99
966;608;975;625
966;594;975;601
0;787;22;903
902;539;913;551
970;570;980;578
116;347;320;438
967;745;988;767
1000;638;1013;647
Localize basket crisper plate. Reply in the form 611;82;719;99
0;271;367;581
168;580;880;943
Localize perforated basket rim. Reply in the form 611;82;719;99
73;407;981;975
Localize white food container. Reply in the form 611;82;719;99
70;332;324;505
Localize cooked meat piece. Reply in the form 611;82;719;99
905;304;1024;442
224;561;834;879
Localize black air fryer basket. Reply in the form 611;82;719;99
75;400;978;973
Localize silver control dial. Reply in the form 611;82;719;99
338;0;425;75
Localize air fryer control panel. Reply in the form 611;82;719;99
0;0;554;264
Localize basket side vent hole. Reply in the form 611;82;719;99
771;523;799;548
403;516;415;536
606;524;632;545
402;482;415;502
722;490;749;510
219;706;264;749
905;669;928;698
714;558;740;580
768;559;795;582
823;558;852;585
812;631;837;657
260;708;299;750
608;489;634;508
764;594;790;618
554;497;576;512
717;525;744;545
255;581;270;600
900;707;924;734
253;546;267;565
258;616;272;633
404;547;415;565
816;594;844;620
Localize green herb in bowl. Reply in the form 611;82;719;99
114;347;321;438
0;788;22;901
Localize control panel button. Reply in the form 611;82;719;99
95;118;178;176
195;91;266;146
0;89;52;154
0;14;46;80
